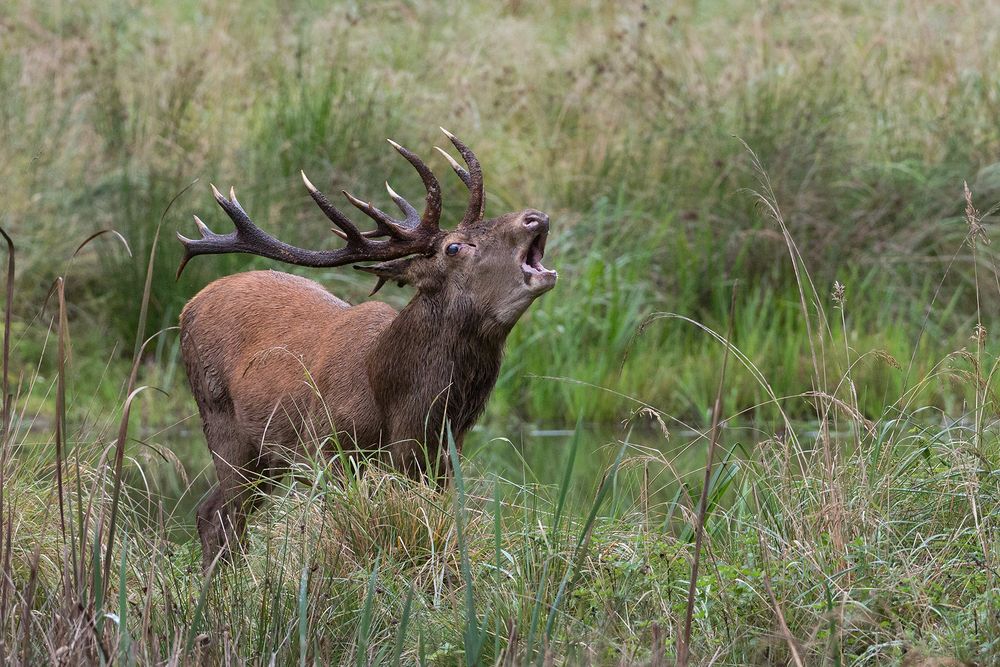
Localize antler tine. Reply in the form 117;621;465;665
175;185;271;279
386;181;419;221
338;139;446;239
433;146;473;188
387;139;442;230
211;184;256;234
300;172;367;243
438;128;485;227
175;214;215;279
342;189;409;240
329;226;383;241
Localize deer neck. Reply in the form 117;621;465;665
368;291;509;441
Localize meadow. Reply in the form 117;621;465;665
1;1;998;664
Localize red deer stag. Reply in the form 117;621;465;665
177;129;556;567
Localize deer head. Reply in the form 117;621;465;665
176;129;557;325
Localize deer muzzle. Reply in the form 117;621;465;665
520;211;557;289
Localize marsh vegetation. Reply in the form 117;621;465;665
1;1;998;664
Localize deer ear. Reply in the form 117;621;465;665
355;257;420;295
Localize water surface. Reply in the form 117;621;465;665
129;417;790;543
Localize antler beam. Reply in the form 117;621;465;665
176;178;440;279
176;131;486;277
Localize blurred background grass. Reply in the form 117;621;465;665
3;0;1000;429
4;2;1000;663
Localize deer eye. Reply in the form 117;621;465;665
445;243;461;256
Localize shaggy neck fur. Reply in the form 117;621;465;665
368;290;511;446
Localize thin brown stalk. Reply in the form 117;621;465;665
0;228;12;667
103;385;155;591
0;228;13;558
0;505;13;665
677;284;737;667
649;623;667;667
962;183;994;581
500;620;519;667
19;550;42;664
739;139;844;555
52;278;72;565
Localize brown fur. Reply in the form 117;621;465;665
181;209;555;568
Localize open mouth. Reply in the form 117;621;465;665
521;231;557;285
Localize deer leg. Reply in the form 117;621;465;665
388;431;460;488
197;410;274;570
198;456;275;570
429;432;460;489
386;439;434;482
196;483;228;569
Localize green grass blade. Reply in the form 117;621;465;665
391;585;414;667
184;566;215;658
356;555;380;667
551;416;583;538
299;564;309;667
118;532;132;667
447;425;482;667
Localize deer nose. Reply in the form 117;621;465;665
523;210;549;231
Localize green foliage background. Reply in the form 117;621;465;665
2;1;999;664
4;0;1000;424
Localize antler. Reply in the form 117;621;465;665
435;127;485;227
176;141;444;278
339;139;444;242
